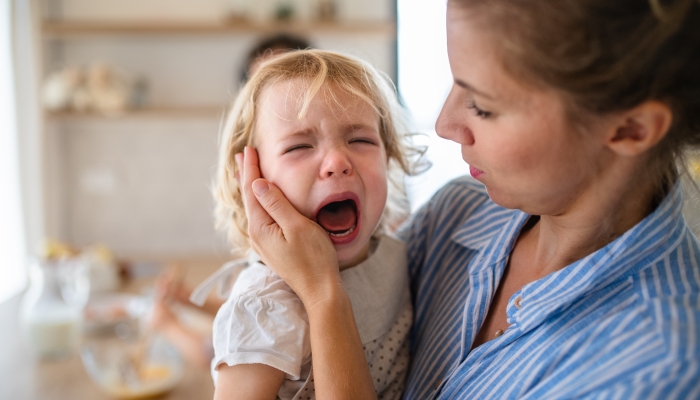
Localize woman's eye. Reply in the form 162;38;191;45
284;144;312;153
467;101;493;119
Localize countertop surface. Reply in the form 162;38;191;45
0;259;225;400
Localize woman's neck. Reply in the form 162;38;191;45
520;166;663;279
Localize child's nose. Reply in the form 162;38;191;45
321;148;352;178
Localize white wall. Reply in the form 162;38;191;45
398;0;467;211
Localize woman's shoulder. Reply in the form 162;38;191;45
624;229;700;358
399;175;506;242
428;176;490;208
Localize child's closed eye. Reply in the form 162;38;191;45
284;144;313;153
349;138;378;145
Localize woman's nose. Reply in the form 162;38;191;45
435;88;475;146
320;148;352;178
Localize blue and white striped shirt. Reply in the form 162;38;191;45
398;177;700;399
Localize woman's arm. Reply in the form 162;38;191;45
214;364;285;400
236;147;376;399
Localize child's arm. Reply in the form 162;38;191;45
214;364;285;400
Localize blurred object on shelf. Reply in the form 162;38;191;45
42;239;79;260
41;240;123;293
81;244;121;293
130;76;150;109
248;0;276;22
87;62;131;116
20;258;90;360
224;0;250;21
274;2;295;21
316;0;337;21
41;67;84;111
41;62;138;116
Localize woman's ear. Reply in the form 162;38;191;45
605;100;673;156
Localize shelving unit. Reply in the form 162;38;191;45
42;20;396;37
44;106;227;121
41;18;396;121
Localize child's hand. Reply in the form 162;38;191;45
150;295;178;331
155;265;189;304
237;146;343;310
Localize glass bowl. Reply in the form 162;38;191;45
80;332;183;399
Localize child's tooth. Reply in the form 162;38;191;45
328;223;356;237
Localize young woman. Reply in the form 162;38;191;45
237;0;700;398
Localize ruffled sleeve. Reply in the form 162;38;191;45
211;263;311;382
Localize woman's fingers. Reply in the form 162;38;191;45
251;179;308;238
237;147;275;230
235;146;340;305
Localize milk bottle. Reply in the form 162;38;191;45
20;258;89;360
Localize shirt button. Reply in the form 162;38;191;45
435;379;443;390
514;295;523;309
493;329;504;338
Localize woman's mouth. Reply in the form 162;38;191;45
470;165;484;179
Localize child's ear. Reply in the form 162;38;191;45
605;100;673;156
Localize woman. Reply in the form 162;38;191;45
236;0;700;398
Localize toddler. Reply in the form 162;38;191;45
190;50;420;399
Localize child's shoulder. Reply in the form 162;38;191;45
230;262;298;301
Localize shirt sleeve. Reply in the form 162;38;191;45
211;265;311;382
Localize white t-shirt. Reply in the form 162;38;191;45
195;234;412;400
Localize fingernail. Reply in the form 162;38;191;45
252;179;269;196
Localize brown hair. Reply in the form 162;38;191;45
451;0;700;195
215;50;423;254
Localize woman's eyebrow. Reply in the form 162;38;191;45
455;79;496;100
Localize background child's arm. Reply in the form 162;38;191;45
214;364;285;400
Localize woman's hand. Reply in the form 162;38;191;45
236;146;342;310
237;146;377;399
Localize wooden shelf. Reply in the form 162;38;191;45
45;106;227;121
42;20;396;38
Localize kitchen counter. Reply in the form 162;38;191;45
0;259;225;399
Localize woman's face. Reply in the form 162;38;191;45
437;4;611;216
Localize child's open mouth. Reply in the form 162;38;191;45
315;198;360;245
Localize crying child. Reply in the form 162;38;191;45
191;49;417;400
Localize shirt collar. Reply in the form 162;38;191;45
513;182;687;331
451;198;521;252
451;182;687;333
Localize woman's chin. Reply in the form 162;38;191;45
484;188;521;211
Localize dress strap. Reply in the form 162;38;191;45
189;259;249;306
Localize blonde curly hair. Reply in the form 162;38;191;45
214;49;423;255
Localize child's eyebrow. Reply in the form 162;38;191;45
345;123;378;133
279;128;315;140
